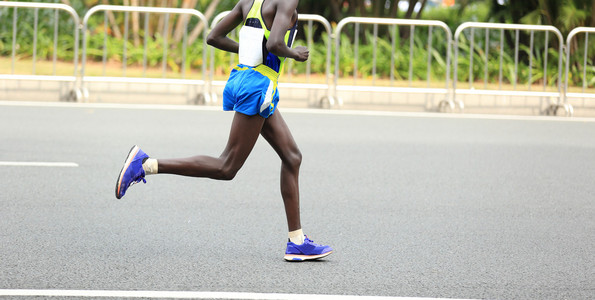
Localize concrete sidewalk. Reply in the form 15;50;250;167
2;79;594;117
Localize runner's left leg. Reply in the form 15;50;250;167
157;112;266;180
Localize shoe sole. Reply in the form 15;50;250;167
115;145;140;199
284;250;333;262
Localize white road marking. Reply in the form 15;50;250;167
0;161;79;167
0;289;476;300
1;100;594;123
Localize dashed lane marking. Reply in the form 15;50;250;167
0;161;79;167
0;289;477;300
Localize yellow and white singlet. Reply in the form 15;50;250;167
222;0;298;118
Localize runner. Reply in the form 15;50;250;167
115;0;333;262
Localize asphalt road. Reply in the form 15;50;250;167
0;102;594;299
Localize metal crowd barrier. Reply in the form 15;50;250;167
453;22;565;114
563;27;595;116
208;11;333;107
2;1;594;117
334;17;453;110
80;5;209;103
0;1;80;101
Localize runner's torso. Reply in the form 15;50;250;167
238;0;298;74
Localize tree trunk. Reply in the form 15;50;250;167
400;0;418;40
404;0;418;19
157;0;167;39
347;0;357;16
540;0;554;26
328;0;343;23
173;0;197;44
359;1;367;16
188;0;221;45
131;0;141;47
373;0;382;17
415;0;428;19
146;0;155;37
103;0;122;39
389;0;400;18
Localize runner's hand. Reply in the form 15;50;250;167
293;46;309;62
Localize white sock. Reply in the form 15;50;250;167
142;158;158;175
288;229;305;245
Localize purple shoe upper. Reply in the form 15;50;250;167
115;146;148;199
285;235;332;256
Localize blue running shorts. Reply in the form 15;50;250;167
222;64;279;118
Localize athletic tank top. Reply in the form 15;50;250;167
238;0;298;74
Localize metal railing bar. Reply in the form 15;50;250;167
390;24;396;85
208;11;228;91
427;26;433;88
337;86;448;94
53;9;58;75
484;28;489;89
0;75;76;82
583;32;588;92
469;27;474;89
161;13;169;78
498;28;503;90
514;29;519;90
182;16;188;79
543;31;548;90
306;19;313;83
354;22;359;85
123;11;129;76
11;7;17;75
102;12;107;76
143;12;149;77
83;77;205;85
528;30;534;91
456;89;558;97
372;23;378;85
457;22;562;32
32;8;38;75
409;25;414;87
339;17;453;27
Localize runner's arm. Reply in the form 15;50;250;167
266;0;308;62
206;1;244;53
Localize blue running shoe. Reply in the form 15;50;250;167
115;145;148;199
284;235;333;261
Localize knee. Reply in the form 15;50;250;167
285;149;302;171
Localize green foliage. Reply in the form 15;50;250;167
0;0;593;88
422;1;491;33
0;6;78;62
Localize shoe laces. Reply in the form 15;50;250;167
130;177;146;187
304;235;320;246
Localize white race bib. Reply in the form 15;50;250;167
238;26;264;66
